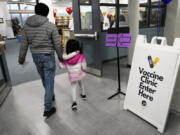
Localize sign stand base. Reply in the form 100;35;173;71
108;89;125;99
108;47;126;100
106;27;130;100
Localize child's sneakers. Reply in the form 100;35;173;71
72;102;77;111
80;94;87;100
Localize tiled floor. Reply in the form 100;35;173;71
0;73;180;135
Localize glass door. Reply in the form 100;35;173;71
0;60;6;88
0;50;11;106
73;0;102;76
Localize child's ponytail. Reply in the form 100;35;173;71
66;39;83;54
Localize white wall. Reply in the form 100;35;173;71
174;0;180;39
164;0;179;45
0;2;14;38
172;0;180;113
163;0;180;113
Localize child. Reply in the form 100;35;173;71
59;39;87;111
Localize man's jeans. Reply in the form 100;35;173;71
32;54;56;111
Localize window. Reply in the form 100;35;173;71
100;6;116;30
21;14;30;25
80;0;91;4
9;4;19;10
100;0;115;4
139;7;148;27
119;7;128;26
100;0;128;31
139;0;166;28
140;0;148;4
151;0;164;5
27;5;34;10
20;4;34;10
80;5;93;30
11;13;22;26
8;3;35;26
20;4;27;10
0;61;6;87
119;0;128;4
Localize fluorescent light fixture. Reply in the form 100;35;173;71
30;0;36;2
12;0;19;1
52;0;56;3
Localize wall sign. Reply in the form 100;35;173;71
124;35;180;133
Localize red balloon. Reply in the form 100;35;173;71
66;7;73;15
53;9;57;17
107;13;111;19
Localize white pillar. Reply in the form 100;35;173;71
39;0;55;24
160;0;180;113
127;0;139;65
164;0;179;45
0;2;14;38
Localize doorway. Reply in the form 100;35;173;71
72;0;129;76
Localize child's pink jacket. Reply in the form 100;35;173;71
59;52;87;82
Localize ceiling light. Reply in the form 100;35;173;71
30;0;36;2
52;0;56;3
12;0;19;1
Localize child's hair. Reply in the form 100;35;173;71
66;39;82;54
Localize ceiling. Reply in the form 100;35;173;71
7;0;36;2
5;0;72;5
52;0;72;7
5;0;71;3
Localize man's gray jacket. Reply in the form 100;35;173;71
18;15;62;63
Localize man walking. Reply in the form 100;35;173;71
18;3;62;118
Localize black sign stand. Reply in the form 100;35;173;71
107;27;129;100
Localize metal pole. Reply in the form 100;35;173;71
108;0;125;100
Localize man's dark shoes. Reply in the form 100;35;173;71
43;107;56;118
52;95;55;101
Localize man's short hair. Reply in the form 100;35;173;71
35;3;49;17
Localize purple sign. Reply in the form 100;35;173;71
105;33;132;48
105;34;117;47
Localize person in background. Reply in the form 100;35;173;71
59;39;87;111
18;3;63;118
58;27;63;48
69;16;74;31
109;15;116;28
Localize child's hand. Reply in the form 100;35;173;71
59;62;65;69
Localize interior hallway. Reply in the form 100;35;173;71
1;39;180;135
0;72;180;135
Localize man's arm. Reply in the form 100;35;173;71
18;29;29;64
52;26;63;60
